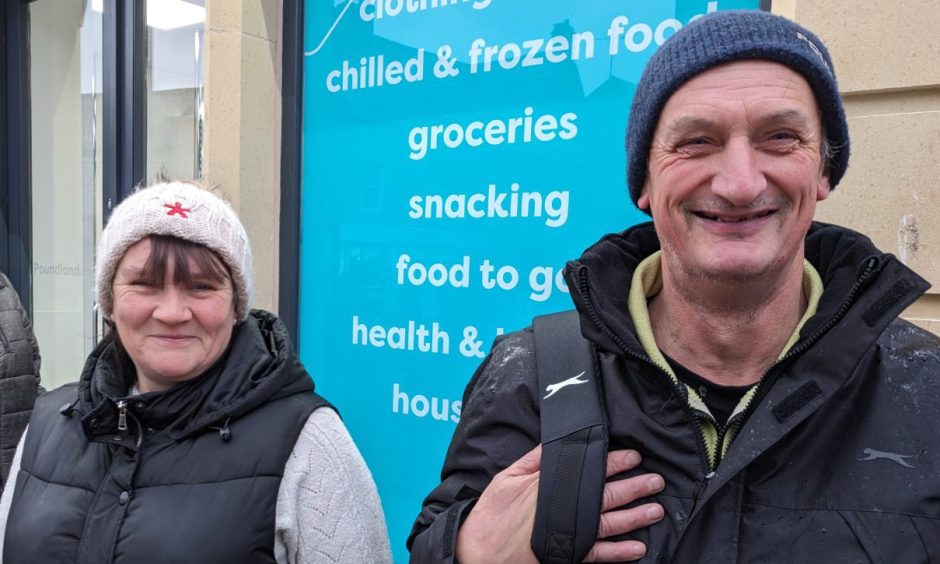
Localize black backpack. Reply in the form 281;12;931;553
531;310;608;563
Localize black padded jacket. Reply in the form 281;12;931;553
2;309;327;564
0;272;41;491
409;222;940;563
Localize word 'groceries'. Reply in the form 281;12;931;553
408;108;577;160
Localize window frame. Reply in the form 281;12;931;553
279;0;305;341
102;0;147;220
0;0;34;313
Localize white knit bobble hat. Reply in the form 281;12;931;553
95;182;253;321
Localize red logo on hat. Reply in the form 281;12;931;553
164;202;191;218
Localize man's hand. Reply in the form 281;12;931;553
456;445;665;564
584;449;665;562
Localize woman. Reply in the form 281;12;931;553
0;181;391;563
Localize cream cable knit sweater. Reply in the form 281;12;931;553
0;408;392;564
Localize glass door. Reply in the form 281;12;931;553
29;0;104;388
145;0;205;181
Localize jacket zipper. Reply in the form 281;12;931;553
117;400;128;431
578;256;879;476
115;400;144;448
577;269;713;475
690;257;880;519
722;257;880;456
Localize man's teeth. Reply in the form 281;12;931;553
699;211;771;222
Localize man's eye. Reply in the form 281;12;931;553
760;131;803;151
766;129;808;144
675;137;716;153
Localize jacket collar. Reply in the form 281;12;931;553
75;310;314;444
565;221;929;360
567;221;931;519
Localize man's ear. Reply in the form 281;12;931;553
637;183;652;211
816;177;831;202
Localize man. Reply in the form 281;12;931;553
0;272;41;492
409;9;940;563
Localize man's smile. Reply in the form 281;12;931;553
692;208;777;222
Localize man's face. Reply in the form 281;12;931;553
638;60;830;285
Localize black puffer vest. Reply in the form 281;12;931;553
3;310;328;563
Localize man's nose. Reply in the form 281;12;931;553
153;286;193;323
711;138;767;205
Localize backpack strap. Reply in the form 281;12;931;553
531;310;608;564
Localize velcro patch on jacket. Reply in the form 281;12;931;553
442;503;462;556
455;485;481;501
772;380;823;423
862;279;915;327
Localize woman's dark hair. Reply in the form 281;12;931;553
135;235;231;289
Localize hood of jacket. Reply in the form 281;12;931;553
71;309;314;445
564;221;930;360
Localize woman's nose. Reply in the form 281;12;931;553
152;287;193;323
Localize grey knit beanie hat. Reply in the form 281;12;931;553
626;9;849;209
95;181;253;320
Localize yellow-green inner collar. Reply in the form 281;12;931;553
628;251;823;392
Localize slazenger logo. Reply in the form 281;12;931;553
544;371;589;399
857;447;915;468
795;31;832;75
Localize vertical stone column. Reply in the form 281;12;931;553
203;0;283;312
779;1;940;334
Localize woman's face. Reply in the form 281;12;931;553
111;238;236;393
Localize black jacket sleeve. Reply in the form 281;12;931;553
407;329;542;562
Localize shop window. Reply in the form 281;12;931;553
145;0;205;181
29;0;103;389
